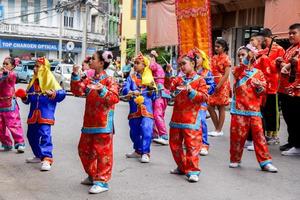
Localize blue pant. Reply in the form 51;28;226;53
200;110;209;146
129;117;153;154
27;124;53;159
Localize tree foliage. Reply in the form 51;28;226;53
126;33;171;65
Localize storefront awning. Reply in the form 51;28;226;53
264;0;300;38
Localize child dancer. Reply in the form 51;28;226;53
230;48;278;172
0;57;25;152
19;57;66;171
208;39;231;137
165;52;208;182
193;49;216;156
71;51;119;194
149;50;171;145
122;53;156;163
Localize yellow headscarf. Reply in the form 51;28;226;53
27;57;61;92
135;53;156;88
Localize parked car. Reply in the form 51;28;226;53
50;61;59;72
53;64;73;91
14;60;35;83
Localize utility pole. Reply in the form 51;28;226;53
135;0;141;56
58;11;63;62
82;2;90;62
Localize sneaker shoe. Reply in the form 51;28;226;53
81;176;93;185
89;182;109;194
280;143;293;151
26;157;41;163
229;162;240;168
199;148;209;156
125;151;141;158
40;161;51;171
208;131;216;136
209;131;224;137
281;147;300;156
267;137;279;145
153;137;169;145
170;168;185;175
1;145;13;151
244;140;253;148
262;163;278;173
140;154;150;163
247;145;255;151
17;145;25;153
188;175;199;182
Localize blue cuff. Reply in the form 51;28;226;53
165;71;173;77
188;89;197;99
93;181;109;188
99;86;108;97
260;160;272;168
71;73;80;81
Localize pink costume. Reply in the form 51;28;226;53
150;62;171;139
0;71;24;149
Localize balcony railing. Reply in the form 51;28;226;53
0;23;106;45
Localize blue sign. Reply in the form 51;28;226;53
0;39;58;51
0;5;4;20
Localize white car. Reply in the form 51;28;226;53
53;64;73;91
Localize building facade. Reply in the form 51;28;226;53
0;0;110;64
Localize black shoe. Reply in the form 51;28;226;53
280;143;293;151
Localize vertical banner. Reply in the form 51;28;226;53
175;0;212;57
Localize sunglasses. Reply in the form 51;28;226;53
2;62;9;65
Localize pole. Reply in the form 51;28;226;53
58;11;63;63
82;4;89;62
107;2;110;49
135;0;141;56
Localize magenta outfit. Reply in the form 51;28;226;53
0;71;24;148
150;62;171;139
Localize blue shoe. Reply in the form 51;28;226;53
89;182;109;194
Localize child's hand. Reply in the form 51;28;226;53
166;64;172;73
251;78;263;89
45;90;56;99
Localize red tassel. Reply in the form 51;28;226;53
15;88;27;98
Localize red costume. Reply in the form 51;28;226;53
230;65;273;167
165;71;208;176
208;53;231;106
71;71;119;183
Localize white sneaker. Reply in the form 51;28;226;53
281;147;300;156
153;137;169;145
199;148;209;156
125;151;141;158
208;131;216;136
81;177;93;185
89;183;109;194
140;154;150;163
40;161;51;171
26;157;41;163
244;140;252;148
229;162;240;168
209;131;224;137
188;175;199;182
262;163;278;173
17;145;25;153
247;145;255;151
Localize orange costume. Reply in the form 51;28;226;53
71;71;119;186
230;65;273;167
208;53;231;106
165;71;208;177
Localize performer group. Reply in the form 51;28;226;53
1;23;300;194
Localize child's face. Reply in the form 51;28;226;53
196;56;203;70
134;60;144;73
238;49;248;62
34;64;41;75
179;57;194;74
250;37;259;47
3;59;14;71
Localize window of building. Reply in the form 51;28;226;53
21;0;28;23
64;11;74;28
91;15;96;33
132;0;146;19
34;0;40;24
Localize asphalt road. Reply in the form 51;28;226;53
0;84;299;200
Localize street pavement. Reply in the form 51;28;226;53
0;83;300;200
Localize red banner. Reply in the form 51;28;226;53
175;0;212;57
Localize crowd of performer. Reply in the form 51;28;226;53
1;23;300;194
